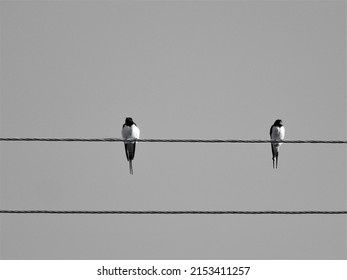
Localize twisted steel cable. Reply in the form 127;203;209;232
0;138;346;144
1;137;346;215
1;210;347;215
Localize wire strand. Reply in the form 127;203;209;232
0;138;346;144
1;210;346;215
1;138;346;215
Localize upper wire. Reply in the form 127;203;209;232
0;138;346;144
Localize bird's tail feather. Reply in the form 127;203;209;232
129;160;133;175
271;144;275;169
271;144;280;169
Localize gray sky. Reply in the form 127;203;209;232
0;0;346;259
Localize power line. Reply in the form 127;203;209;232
2;138;345;216
0;138;346;144
1;210;347;215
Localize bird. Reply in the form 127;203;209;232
270;119;285;169
121;117;140;174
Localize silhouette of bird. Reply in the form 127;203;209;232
121;117;140;174
270;119;285;169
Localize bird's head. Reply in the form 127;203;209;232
125;117;134;126
274;119;283;126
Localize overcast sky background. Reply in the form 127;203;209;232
0;0;346;259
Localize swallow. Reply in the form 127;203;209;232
121;117;140;174
270;119;285;169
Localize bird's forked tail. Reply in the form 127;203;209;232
271;144;279;169
129;160;133;175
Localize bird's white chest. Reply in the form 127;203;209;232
271;126;285;140
122;125;140;140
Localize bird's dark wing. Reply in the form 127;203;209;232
124;142;136;161
129;142;136;161
270;125;274;137
124;143;130;161
271;143;275;159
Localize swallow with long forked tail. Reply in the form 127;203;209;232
270;119;285;169
121;117;140;174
